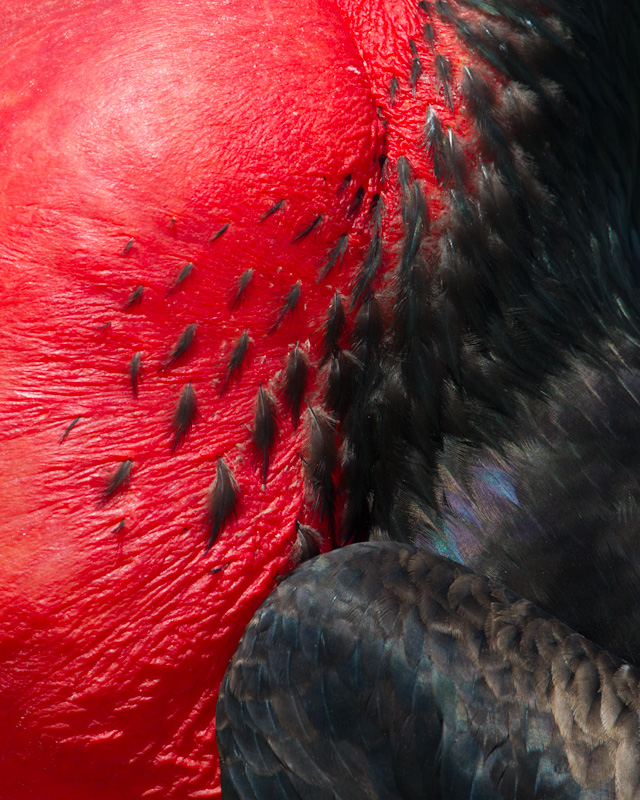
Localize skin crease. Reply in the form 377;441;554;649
0;0;488;797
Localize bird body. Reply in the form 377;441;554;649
0;0;639;796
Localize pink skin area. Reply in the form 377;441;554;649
0;0;490;796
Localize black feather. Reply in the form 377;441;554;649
269;282;301;334
252;386;279;486
229;269;253;312
167;262;194;295
325;350;360;417
129;352;142;397
410;55;422;98
351;221;382;307
434;54;453;110
282;344;310;430
220;331;251;395
318;234;348;282
206;456;240;550
59;415;81;444
337;174;352;194
170;382;197;452
321;291;347;365
347;186;365;219
124;285;143;309
400;179;428;278
352;295;384;362
162;323;197;369
103;459;133;504
292;214;322;243
303;404;338;530
291;521;323;564
423;22;435;47
260;199;285;221
211;222;229;241
424;107;467;191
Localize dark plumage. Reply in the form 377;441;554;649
218;543;640;799
217;0;640;796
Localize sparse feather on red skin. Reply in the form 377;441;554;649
0;0;494;797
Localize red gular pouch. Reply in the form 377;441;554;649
0;0;491;797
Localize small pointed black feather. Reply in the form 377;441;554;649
220;331;251;395
206;456;240;550
162;323;197;369
423;22;435;47
321;291;347;365
303;404;338;528
337;174;352;194
292;214;322;243
396;155;413;196
229;269;254;312
171;383;197;451
260;200;285;221
59;416;81;444
318;234;348;281
389;75;400;108
252;386;279;486
103;459;133;504
291;521;323;564
269;282;301;334
400;180;428;277
435;54;453;110
124;285;143;309
351;224;382;307
410;57;423;98
211;222;230;242
425;108;467;191
167;262;194;295
347;186;365;219
368;194;382;218
282;344;310;430
129;352;142;397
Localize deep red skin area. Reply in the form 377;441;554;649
0;1;486;797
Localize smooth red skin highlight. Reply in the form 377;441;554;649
0;0;487;797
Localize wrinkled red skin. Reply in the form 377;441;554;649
0;1;487;797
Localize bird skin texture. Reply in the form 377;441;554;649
0;0;486;797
